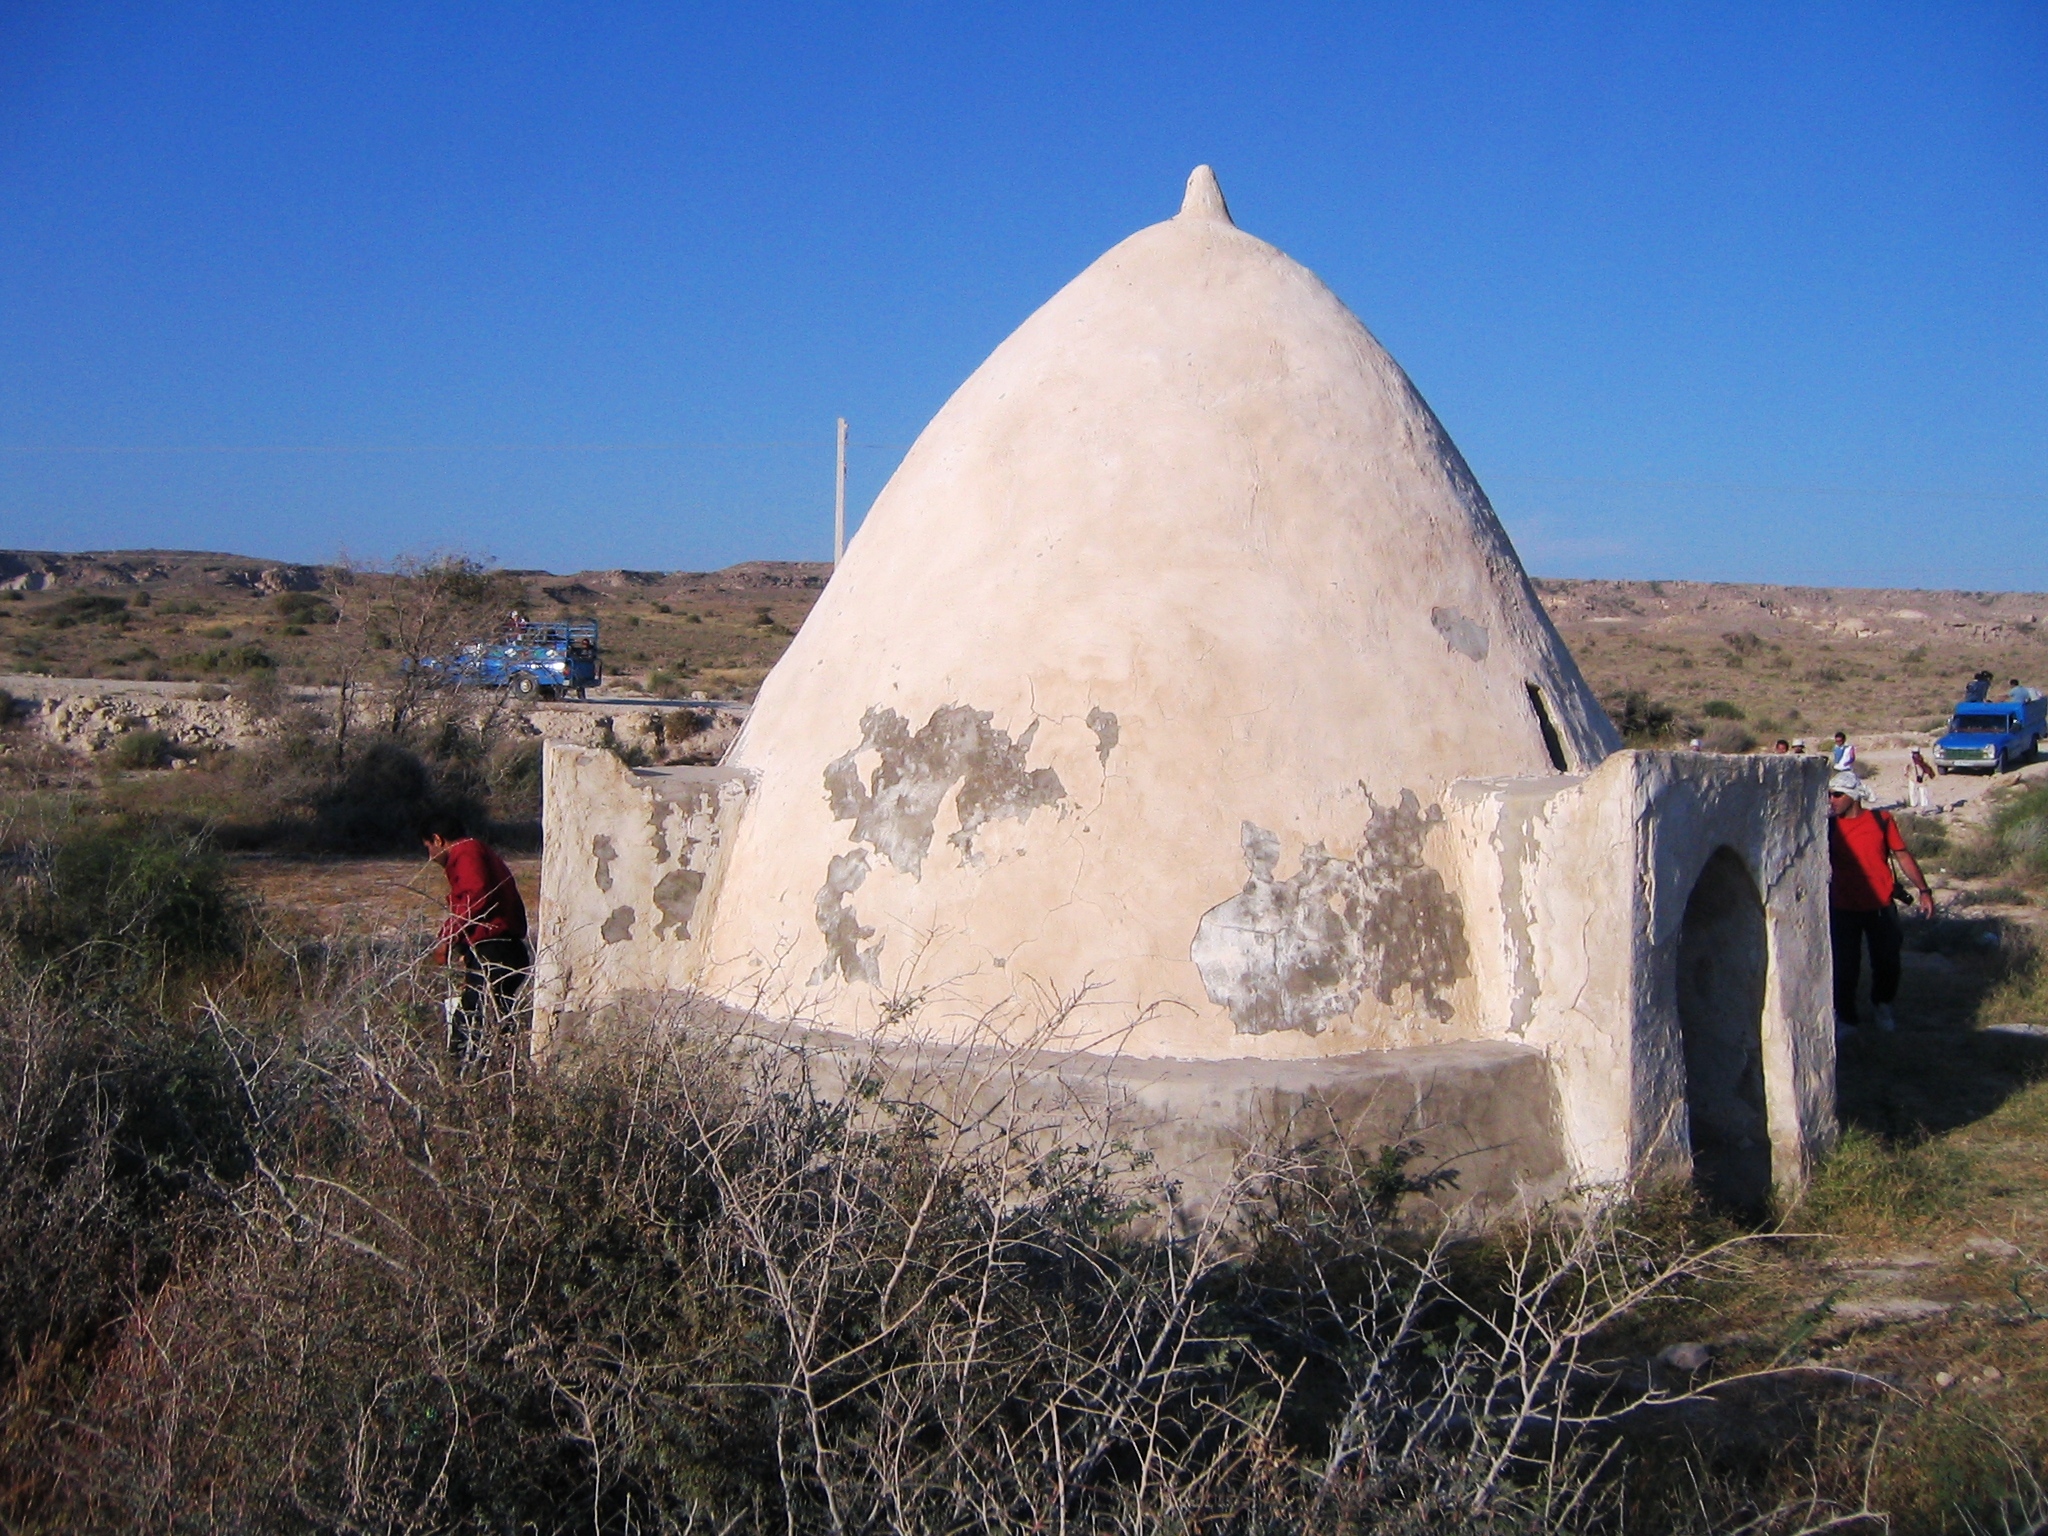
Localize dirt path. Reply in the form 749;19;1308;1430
230;852;542;938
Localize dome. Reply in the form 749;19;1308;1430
696;167;1620;1057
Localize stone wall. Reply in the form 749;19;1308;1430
1445;750;1833;1200
536;741;1836;1205
530;701;741;764
531;742;755;1054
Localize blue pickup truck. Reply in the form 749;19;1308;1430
1933;693;2047;775
415;620;602;700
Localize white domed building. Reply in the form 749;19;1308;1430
535;170;1834;1215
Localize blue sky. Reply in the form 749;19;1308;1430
1;2;2042;586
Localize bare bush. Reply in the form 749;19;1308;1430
0;841;1983;1532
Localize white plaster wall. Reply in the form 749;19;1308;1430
1444;751;1832;1192
532;742;753;1052
692;169;1620;1057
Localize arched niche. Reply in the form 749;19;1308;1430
1675;846;1772;1214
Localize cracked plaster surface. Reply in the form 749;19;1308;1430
812;848;882;986
1190;790;1470;1035
823;704;1069;878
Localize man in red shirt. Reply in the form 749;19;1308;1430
421;809;531;1063
1827;771;1933;1035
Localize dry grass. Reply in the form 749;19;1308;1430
7;816;2019;1533
10;678;2048;1528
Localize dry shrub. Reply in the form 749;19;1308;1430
0;983;1916;1533
1701;721;1755;754
0;837;2028;1532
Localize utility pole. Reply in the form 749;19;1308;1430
834;417;848;566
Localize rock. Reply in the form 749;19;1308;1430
1960;1234;2023;1261
1984;1023;2048;1040
1832;1298;1949;1325
1829;1249;1936;1271
1934;1370;1955;1388
1981;1365;2003;1382
1657;1341;1713;1374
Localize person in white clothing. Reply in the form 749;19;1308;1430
1907;748;1936;812
1830;732;1856;773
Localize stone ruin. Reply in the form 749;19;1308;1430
536;168;1834;1218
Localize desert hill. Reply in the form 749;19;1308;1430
1534;577;2047;742
3;549;2043;733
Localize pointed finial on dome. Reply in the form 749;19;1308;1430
1179;165;1233;225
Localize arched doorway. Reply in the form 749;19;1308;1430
1675;847;1772;1214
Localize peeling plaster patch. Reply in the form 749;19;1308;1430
1430;606;1490;661
822;704;1067;876
1086;707;1121;766
652;868;705;939
591;835;617;893
1491;795;1543;1038
811;849;883;985
649;801;672;865
1190;791;1469;1035
601;905;636;944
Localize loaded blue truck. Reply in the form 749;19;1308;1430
1933;689;2046;775
414;620;602;699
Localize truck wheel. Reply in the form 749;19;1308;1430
512;672;538;699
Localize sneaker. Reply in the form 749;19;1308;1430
1874;1004;1897;1032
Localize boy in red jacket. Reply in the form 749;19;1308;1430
420;809;530;1063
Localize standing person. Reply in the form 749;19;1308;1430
1828;772;1934;1036
1829;732;1857;772
2008;678;2040;704
1907;748;1937;812
421;809;531;1064
1965;671;1993;703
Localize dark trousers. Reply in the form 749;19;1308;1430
451;935;531;1061
1830;905;1901;1023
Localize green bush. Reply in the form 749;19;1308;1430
206;644;274;673
1701;721;1755;753
647;666;693;698
1605;690;1677;744
109;729;170;770
34;593;128;629
310;738;474;850
1701;699;1744;719
4;823;244;985
270;591;336;625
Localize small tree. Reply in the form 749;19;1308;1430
329;555;521;741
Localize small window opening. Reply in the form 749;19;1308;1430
1526;684;1570;773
